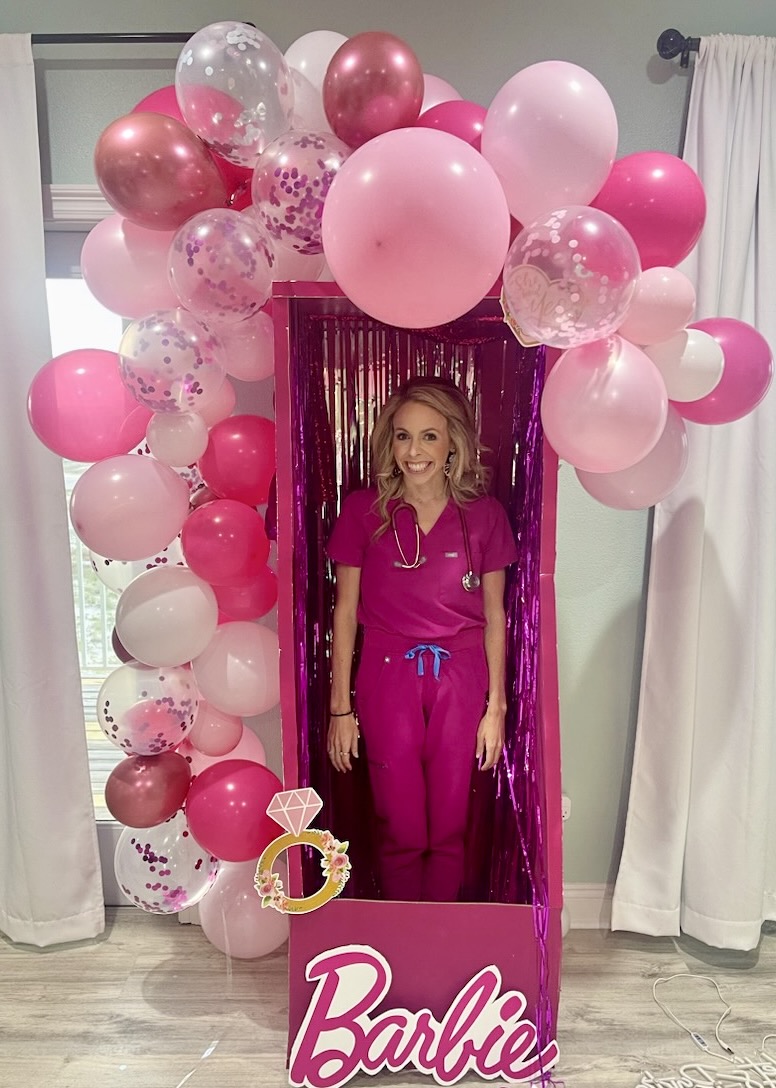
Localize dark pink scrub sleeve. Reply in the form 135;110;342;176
326;488;375;567
481;498;519;573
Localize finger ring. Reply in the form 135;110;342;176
339;750;347;755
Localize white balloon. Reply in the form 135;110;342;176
221;312;275;383
645;329;725;402
284;30;348;91
116;566;219;667
290;68;333;133
146;412;209;467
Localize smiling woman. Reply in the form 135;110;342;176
326;376;518;903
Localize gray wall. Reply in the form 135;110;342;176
6;0;773;885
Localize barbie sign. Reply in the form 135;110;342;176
289;945;559;1086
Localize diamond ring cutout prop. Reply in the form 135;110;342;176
266;788;323;836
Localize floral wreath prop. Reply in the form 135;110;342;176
255;788;351;914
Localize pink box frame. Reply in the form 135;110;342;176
272;282;563;1057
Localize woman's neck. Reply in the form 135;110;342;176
401;481;449;505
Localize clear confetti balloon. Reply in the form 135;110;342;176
97;661;199;755
251;130;350;255
90;535;186;594
168;209;274;326
501;206;641;350
119;308;226;414
114;810;220;914
175;22;294;167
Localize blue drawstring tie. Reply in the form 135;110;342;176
404;643;451;679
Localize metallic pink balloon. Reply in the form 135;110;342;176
105;751;191;828
94;112;228;231
322;31;424;148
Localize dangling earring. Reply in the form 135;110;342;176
392;464;402;478
444;450;455;477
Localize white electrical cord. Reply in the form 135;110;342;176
652;974;736;1062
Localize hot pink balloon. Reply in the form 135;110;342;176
482;61;618;225
576;404;689;509
592;152;706;270
214;566;278;621
27;348;152;462
616;266;697;346
677;318;774;424
81;215;179;318
105;751;191;828
197;415;276;506
322;127;510;329
94;112;228;231
540;335;669;473
416;100;486;150
185;759;283;862
191;621;279;718
181;499;270;586
132;85;185;123
322;31;424;148
198;858;289;958
69;454;191;560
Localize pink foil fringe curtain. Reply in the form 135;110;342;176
285;295;549;911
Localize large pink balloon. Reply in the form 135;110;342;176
185;759;283;862
70;454;191;560
540;336;669;473
199;858;289;958
576;405;689;509
187;702;243;758
481;61;618;225
27;348;151;462
214;566;278;621
677;318;774;424
218;311;275;383
323;31;424;148
322;127;510;328
197;415;276;506
416;100;486;151
105;751;191;828
94;112;228;231
132;85;185;123
191;621;279;717
81;215;179;318
592;152;706;270
180;499;270;586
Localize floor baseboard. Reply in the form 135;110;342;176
564;883;612;930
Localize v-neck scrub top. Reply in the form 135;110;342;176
327;488;518;641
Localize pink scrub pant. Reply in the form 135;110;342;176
354;627;488;903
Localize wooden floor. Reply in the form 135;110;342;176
1;909;774;1088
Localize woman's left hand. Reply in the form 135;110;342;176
476;706;505;771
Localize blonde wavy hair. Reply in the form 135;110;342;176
370;377;488;536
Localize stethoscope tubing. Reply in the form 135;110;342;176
391;501;479;590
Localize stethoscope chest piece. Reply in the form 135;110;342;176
462;571;481;592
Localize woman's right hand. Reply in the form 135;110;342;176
327;713;360;773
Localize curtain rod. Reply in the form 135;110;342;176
657;28;701;68
31;32;196;45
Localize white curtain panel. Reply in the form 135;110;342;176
0;35;104;945
612;35;776;950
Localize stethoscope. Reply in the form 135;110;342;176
391;501;481;592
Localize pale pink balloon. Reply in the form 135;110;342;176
421;73;462;112
322;127;510;328
269;240;326;282
196;378;237;427
178;723;266;777
576;405;689;509
540;336;669;473
220;312;275;383
198;858;289;958
146;412;209;467
94;112;228;231
482;61;618;225
616;267;697;346
70;454;191;560
191;621;279;717
168;209;274;326
81;215;179;318
187;702;244;757
115;566;219;667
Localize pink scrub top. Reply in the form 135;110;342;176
327;488;518;640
